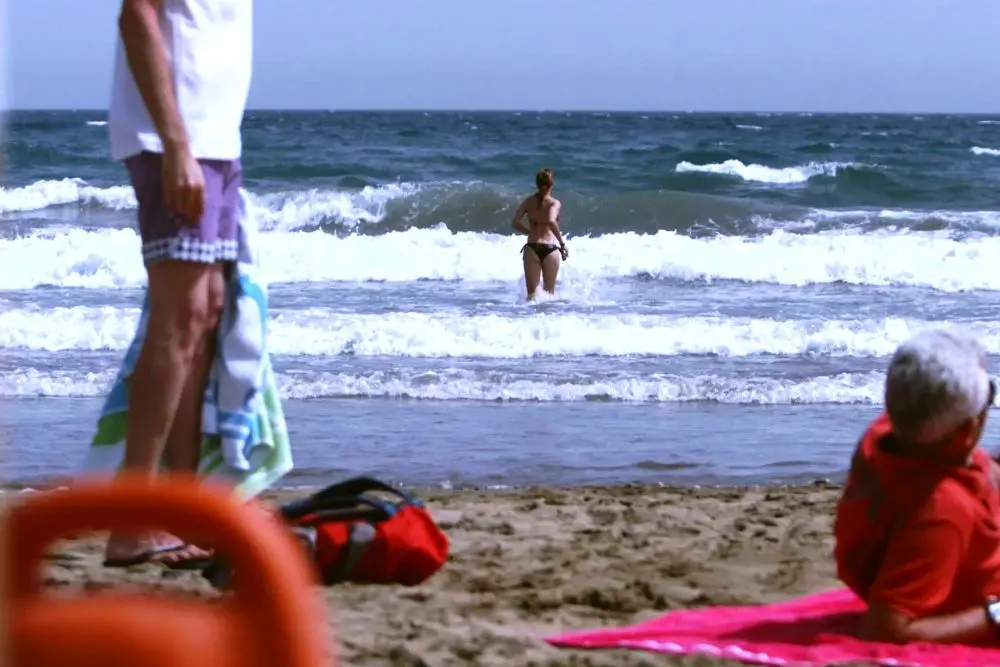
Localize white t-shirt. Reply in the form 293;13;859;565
108;0;253;162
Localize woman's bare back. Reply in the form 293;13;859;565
522;194;561;244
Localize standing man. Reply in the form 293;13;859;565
104;0;253;567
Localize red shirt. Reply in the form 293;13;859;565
834;412;1000;619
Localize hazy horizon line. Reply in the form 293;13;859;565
5;107;1000;116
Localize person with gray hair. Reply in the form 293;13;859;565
884;328;992;453
834;327;1000;645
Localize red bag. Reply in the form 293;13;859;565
279;477;449;586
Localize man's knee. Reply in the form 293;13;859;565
157;297;219;354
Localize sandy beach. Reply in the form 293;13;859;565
25;481;850;666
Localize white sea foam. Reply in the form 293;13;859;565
0;179;135;214
675;159;851;184
249;183;419;230
971;146;1000;157
0;224;998;292
0;306;990;359
3;178;1000;294
0;177;413;231
0;366;886;404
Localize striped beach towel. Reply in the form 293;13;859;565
80;190;293;499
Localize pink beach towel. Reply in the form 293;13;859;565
545;588;1000;666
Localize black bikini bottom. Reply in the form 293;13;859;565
522;242;559;261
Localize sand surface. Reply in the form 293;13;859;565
29;483;848;666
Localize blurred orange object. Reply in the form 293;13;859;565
6;474;334;667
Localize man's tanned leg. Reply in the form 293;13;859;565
104;153;239;566
105;260;219;562
162;265;223;473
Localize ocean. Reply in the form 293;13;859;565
2;110;999;488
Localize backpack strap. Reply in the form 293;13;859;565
307;477;423;507
281;494;395;523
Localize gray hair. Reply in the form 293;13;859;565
885;328;991;445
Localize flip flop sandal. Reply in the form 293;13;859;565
104;543;213;570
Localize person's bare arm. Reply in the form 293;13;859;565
119;0;205;222
860;603;993;644
858;516;987;644
119;0;186;151
547;201;568;256
511;201;530;234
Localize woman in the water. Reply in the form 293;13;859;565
511;168;568;300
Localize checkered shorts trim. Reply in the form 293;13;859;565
142;237;240;266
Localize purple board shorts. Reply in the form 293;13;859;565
125;151;242;267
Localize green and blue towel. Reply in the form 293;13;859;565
81;190;293;499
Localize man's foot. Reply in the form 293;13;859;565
104;532;214;569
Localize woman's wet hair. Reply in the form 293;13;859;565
535;168;554;191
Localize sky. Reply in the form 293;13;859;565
6;0;1000;112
